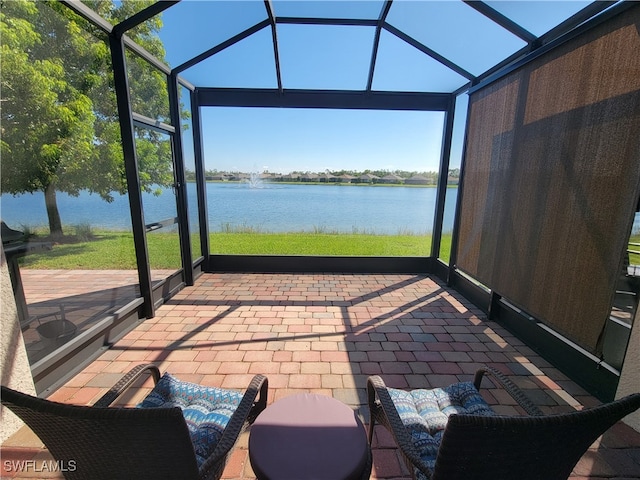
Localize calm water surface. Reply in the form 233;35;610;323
1;183;457;235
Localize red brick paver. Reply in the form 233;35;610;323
3;273;640;479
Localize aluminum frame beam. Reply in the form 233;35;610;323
264;0;283;92
195;88;451;111
463;1;537;44
383;23;475;81
367;1;394;91
112;1;180;36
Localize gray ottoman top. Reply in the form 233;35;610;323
249;393;369;480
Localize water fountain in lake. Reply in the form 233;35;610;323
246;170;265;189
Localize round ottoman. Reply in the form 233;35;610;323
249;393;371;480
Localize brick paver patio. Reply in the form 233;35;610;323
3;272;640;479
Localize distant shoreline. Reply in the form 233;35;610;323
197;180;458;188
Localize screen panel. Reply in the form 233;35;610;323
457;5;640;353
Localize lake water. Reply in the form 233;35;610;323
1;183;458;235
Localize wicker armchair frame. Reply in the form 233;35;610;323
1;364;268;480
367;365;640;480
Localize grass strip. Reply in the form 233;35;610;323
19;231;453;270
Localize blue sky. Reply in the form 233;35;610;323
200;108;447;174
154;1;593;174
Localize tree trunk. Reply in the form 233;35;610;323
44;183;63;238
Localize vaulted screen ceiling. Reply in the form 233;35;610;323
112;0;620;94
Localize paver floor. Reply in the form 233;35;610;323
3;272;640;479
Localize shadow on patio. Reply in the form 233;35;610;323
3;272;640;479
17;270;175;364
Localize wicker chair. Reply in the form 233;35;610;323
1;364;268;480
367;366;640;480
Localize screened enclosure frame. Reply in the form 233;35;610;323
26;0;637;400
59;0;632;282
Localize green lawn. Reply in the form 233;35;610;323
18;229;638;271
19;231;452;270
209;232;433;256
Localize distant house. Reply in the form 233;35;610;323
207;174;228;181
357;173;379;184
405;175;430;185
447;175;460;185
300;173;319;182
280;173;300;182
318;173;338;183
379;174;403;184
337;174;356;183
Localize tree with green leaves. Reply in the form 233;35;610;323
1;0;174;237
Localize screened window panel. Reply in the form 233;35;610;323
0;1;138;368
457;5;640;354
272;1;385;20
125;47;170;123
385;1;526;76
484;1;594;37
157;1;268;68
278;24;376;90
179;27;278;88
373;30;468;93
178;85;202;260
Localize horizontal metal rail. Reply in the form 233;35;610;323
145;217;178;233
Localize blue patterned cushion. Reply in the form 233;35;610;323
388;382;495;479
138;373;243;467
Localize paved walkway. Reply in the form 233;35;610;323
3;272;640;479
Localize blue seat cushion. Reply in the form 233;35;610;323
387;382;495;478
138;373;243;467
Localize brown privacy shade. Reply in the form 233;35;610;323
457;5;640;354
